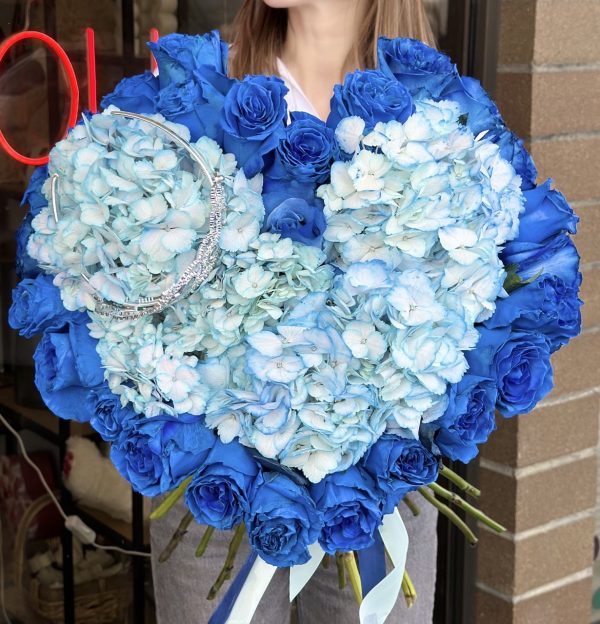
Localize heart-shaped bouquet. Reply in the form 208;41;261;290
11;31;582;621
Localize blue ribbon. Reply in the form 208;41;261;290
357;531;386;596
208;550;259;624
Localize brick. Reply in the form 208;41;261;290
479;455;596;532
476;576;592;624
550;331;600;397
575;205;600;266
495;72;533;138
530;70;600;137
534;0;600;65
483;394;599;468
581;267;600;329
513;575;593;623
475;589;512;624
499;0;537;65
477;515;594;595
530;135;600;202
482;416;519;466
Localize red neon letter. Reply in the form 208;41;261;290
150;28;159;73
0;31;79;166
86;28;97;113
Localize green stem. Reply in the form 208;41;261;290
429;483;506;533
207;524;246;600
195;526;215;558
418;487;478;546
342;552;362;606
403;494;421;517
402;570;417;608
149;476;193;520
335;553;346;590
439;465;481;498
158;510;194;563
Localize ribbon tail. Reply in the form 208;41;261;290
223;556;278;624
289;541;326;602
359;509;409;624
209;551;258;624
213;540;325;623
357;531;386;596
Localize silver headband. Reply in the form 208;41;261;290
51;110;226;320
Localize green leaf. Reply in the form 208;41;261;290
503;263;521;293
503;263;542;293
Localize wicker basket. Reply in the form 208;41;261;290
14;494;133;623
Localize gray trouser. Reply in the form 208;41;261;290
150;498;438;624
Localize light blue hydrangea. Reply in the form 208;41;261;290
31;98;524;484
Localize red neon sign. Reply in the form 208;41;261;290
0;28;159;166
86;28;98;114
0;31;79;166
150;28;159;73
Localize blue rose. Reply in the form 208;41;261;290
267;112;336;183
494;129;537;190
17;165;48;278
311;466;383;554
148;31;228;89
34;319;104;421
516;179;578;244
470;327;554;417
185;439;259;530
362;435;439;514
377;37;457;98
100;71;159;114
441;75;501;136
328;69;414;133
155;67;233;143
21;165;48;215
9;274;75;338
485;275;582;352
86;384;139;441
156;80;208;141
15;215;38;279
16;210;36;275
221;75;288;177
502;233;580;286
111;415;216;496
246;472;321;566
264;196;326;248
429;375;497;463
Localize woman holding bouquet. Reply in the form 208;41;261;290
150;1;439;622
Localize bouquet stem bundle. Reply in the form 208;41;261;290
153;464;506;603
438;465;481;498
428;483;505;533
196;526;215;557
402;571;417;608
158;510;194;563
150;476;192;521
342;552;363;605
208;524;246;600
403;495;421;516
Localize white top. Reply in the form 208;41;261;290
276;57;320;119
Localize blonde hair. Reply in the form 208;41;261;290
229;0;435;79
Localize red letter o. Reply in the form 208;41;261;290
0;31;79;166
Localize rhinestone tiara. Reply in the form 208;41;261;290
50;110;227;321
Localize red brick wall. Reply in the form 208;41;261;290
475;1;600;622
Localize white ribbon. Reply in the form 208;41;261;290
225;557;277;624
225;510;408;624
359;509;409;624
289;541;326;601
